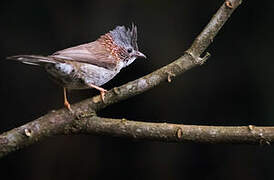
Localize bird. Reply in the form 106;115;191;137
7;24;146;112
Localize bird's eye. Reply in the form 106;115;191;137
127;48;133;53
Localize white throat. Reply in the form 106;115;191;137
123;57;137;68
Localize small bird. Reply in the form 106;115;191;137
7;24;146;112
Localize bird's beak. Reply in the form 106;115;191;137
135;51;147;59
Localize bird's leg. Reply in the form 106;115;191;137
87;84;107;102
63;87;73;112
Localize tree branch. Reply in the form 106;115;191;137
0;0;244;158
76;117;274;145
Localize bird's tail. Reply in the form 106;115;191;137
7;55;57;66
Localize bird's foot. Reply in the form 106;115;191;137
64;101;81;119
64;100;73;113
100;89;108;103
87;83;108;103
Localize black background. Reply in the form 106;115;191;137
1;0;274;179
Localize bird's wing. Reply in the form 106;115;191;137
50;41;118;69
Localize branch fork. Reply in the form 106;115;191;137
0;0;251;159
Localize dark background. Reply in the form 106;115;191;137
1;0;274;179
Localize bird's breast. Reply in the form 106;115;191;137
79;63;121;86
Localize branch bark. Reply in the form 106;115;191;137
1;116;273;158
0;0;245;158
71;117;274;145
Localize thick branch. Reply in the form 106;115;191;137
1;116;273;159
79;117;274;145
0;0;243;158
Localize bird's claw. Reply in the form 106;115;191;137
64;101;73;113
100;89;107;102
64;101;81;119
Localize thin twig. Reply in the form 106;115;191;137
0;0;244;158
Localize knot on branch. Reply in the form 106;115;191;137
248;125;271;146
225;0;234;8
185;51;211;65
176;128;183;140
166;71;176;83
113;87;121;95
225;0;242;9
24;129;33;137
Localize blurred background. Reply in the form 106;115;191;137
1;0;274;179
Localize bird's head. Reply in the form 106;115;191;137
98;24;146;68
